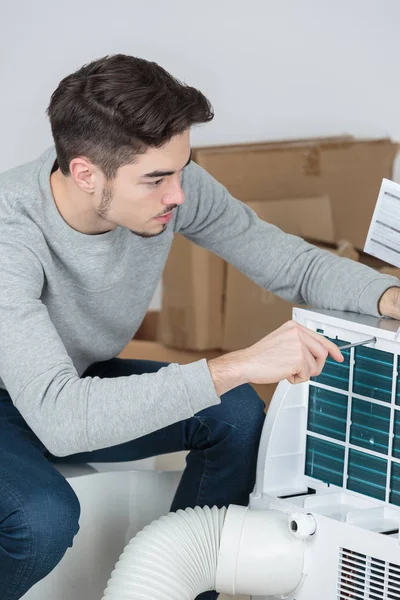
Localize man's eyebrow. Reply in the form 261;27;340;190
141;149;192;179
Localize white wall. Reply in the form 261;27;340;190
1;0;399;308
1;0;399;172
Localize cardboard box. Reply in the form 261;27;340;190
134;310;159;342
358;252;397;272
160;137;398;350
193;137;397;249
159;233;225;349
379;266;400;279
222;197;359;351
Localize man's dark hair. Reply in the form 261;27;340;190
47;54;214;178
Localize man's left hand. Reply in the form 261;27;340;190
379;287;400;319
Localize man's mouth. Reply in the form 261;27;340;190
154;211;174;224
153;206;177;223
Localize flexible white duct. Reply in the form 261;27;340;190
102;505;226;599
102;505;308;599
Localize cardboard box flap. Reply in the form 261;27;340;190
192;136;395;158
193;135;356;156
248;196;335;243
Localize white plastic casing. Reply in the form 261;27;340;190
250;308;400;600
215;505;304;597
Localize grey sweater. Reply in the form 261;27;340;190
0;147;397;456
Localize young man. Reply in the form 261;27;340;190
0;54;399;600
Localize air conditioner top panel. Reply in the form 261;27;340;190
294;307;400;339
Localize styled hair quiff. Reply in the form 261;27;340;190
47;54;214;178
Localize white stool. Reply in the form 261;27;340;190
21;461;182;600
21;456;247;600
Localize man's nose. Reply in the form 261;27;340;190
162;177;185;206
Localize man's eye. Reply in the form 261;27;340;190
148;179;163;187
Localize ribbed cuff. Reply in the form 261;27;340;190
178;359;221;414
358;275;400;317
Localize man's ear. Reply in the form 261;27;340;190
69;157;98;194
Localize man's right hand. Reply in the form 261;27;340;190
207;320;344;396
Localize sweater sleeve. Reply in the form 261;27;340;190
0;238;220;457
176;162;400;317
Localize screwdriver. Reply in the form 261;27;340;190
337;337;377;351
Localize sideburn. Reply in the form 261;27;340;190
97;185;113;219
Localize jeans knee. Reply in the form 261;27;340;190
1;479;80;566
30;483;80;555
200;383;266;452
225;383;265;434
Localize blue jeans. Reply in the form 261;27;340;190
0;357;265;600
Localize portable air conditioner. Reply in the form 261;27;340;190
250;306;400;600
103;306;400;600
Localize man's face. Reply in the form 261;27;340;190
94;130;191;237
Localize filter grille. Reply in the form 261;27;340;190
306;335;400;505
338;548;400;599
